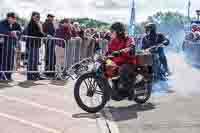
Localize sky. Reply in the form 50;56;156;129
0;0;199;23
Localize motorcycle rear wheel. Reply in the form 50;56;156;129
134;83;152;104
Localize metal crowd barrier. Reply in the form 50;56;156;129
182;40;200;66
98;39;108;55
0;34;98;80
0;34;17;80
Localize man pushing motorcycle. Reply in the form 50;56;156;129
141;23;171;81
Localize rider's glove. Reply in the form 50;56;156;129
162;40;169;46
129;45;135;56
47;34;53;38
112;51;121;57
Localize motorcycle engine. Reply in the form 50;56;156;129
135;74;144;84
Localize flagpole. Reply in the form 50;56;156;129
128;0;136;36
188;0;191;22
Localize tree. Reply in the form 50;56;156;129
72;18;109;29
135;11;190;50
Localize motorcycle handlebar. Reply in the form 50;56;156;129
101;43;165;59
140;43;166;54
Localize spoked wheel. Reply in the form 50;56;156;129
75;65;89;77
74;72;110;113
134;82;152;104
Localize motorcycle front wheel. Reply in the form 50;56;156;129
74;72;110;113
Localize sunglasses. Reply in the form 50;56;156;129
35;15;40;19
11;16;17;19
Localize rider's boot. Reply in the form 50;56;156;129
111;79;124;101
165;70;172;76
159;74;168;81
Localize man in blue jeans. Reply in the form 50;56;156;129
0;12;21;80
43;14;56;78
25;12;45;80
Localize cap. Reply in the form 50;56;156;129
74;22;79;26
7;12;16;18
47;14;55;18
31;11;40;17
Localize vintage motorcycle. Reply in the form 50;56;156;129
74;44;165;113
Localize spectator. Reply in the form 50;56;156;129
25;12;45;80
43;14;55;36
92;30;100;51
0;12;21;80
70;21;76;37
55;18;72;75
85;28;91;38
90;28;95;37
73;22;81;37
79;25;86;39
43;14;56;78
104;31;112;41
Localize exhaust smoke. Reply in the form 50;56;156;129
154;51;200;96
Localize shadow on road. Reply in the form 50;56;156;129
72;113;101;119
18;81;45;88
105;103;156;122
50;80;68;86
0;81;13;89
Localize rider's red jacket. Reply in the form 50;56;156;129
107;36;136;66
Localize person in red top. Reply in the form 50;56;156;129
192;23;200;33
107;22;136;100
107;22;135;65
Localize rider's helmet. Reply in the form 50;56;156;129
110;22;125;34
144;22;157;35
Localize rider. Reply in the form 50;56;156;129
142;23;170;80
106;22;136;100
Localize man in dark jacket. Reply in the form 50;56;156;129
0;12;21;80
142;23;170;80
43;14;56;78
25;12;45;80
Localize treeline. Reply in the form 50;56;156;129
13;11;195;50
15;17;110;29
134;11;192;50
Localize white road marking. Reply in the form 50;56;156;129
0;94;94;122
95;115;110;133
0;94;113;132
0;89;114;132
103;105;120;133
0;112;62;133
0;94;70;116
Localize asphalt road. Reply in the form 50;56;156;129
0;79;111;133
0;52;200;133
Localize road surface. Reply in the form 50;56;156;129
0;52;200;133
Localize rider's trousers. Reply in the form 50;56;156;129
119;64;136;90
158;48;169;72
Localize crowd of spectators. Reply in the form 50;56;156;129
0;11;112;80
0;12;111;80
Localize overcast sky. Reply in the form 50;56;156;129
0;0;199;23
